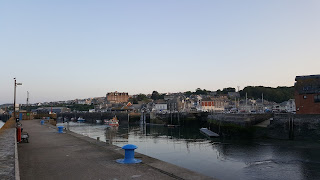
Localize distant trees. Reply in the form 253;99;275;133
129;93;149;104
239;86;294;103
151;91;165;100
216;87;236;95
136;94;148;101
184;88;211;96
195;88;210;95
182;86;293;103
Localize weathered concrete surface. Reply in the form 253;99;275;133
208;113;272;126
269;114;320;140
0;118;17;180
18;120;213;180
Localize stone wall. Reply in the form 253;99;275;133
0;117;19;180
269;114;320;140
208;113;272;127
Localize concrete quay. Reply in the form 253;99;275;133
18;119;213;180
0;118;18;180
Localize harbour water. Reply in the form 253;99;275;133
58;121;320;180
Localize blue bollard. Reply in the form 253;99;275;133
58;126;64;133
116;144;142;164
40;120;44;125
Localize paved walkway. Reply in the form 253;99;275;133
18;120;212;180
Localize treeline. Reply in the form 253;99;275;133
239;86;294;103
184;87;236;96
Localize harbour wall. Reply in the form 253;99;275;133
268;114;320;140
0;117;19;180
208;113;273;126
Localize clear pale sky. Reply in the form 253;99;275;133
1;0;319;104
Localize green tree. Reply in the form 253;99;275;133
184;91;192;96
222;87;236;94
137;94;148;101
151;91;160;100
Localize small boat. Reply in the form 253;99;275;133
96;120;102;124
104;116;119;127
77;117;85;122
200;128;219;138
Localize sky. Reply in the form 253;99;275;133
1;0;320;104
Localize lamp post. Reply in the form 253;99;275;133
13;78;22;120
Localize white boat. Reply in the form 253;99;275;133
77;117;85;122
104;116;119;127
96;120;102;124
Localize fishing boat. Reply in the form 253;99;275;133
104;116;119;127
77;117;85;122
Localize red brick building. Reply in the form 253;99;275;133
295;75;320;114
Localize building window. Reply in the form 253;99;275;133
314;95;320;103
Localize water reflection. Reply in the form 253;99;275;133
58;122;320;180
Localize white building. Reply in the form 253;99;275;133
153;104;168;113
284;99;296;113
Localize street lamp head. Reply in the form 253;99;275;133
16;83;22;85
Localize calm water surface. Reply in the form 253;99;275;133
58;122;320;180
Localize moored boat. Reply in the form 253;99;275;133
96;120;102;124
104;116;119;127
77;117;85;122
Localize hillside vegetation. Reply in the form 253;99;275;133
239;86;294;103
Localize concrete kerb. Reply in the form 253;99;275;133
41;122;213;180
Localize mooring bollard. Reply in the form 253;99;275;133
116;144;142;164
58;126;64;133
40;120;44;125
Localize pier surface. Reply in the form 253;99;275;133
18;120;212;180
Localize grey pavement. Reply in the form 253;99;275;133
18;119;213;180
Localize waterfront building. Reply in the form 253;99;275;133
201;100;215;112
227;92;240;99
107;91;129;104
153;103;168;113
281;99;296;113
76;98;92;105
295;75;320;114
